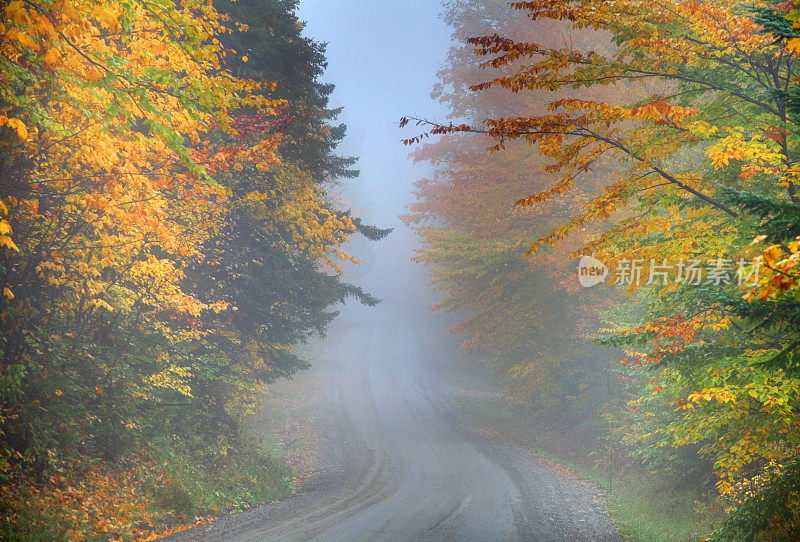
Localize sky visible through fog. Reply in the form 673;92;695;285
296;1;453;230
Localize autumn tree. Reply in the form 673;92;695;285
0;0;385;537
177;0;389;447
405;0;800;536
405;0;620;453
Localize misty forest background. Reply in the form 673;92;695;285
4;0;800;540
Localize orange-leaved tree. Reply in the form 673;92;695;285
405;0;800;537
0;0;386;538
403;0;618;444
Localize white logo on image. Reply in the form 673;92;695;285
578;255;608;288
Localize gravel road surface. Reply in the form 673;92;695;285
168;234;621;541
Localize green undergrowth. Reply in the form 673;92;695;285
148;431;294;518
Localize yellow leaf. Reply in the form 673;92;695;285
43;48;60;65
92;298;114;311
3;287;13;300
0;235;19;252
763;245;783;267
6;118;28;140
4;1;27;25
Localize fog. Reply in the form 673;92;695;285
161;3;624;540
6;0;776;538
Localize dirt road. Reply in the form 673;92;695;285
168;234;621;541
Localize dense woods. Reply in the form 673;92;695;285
0;0;385;538
6;0;800;538
405;0;800;538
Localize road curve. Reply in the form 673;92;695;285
169;235;621;541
